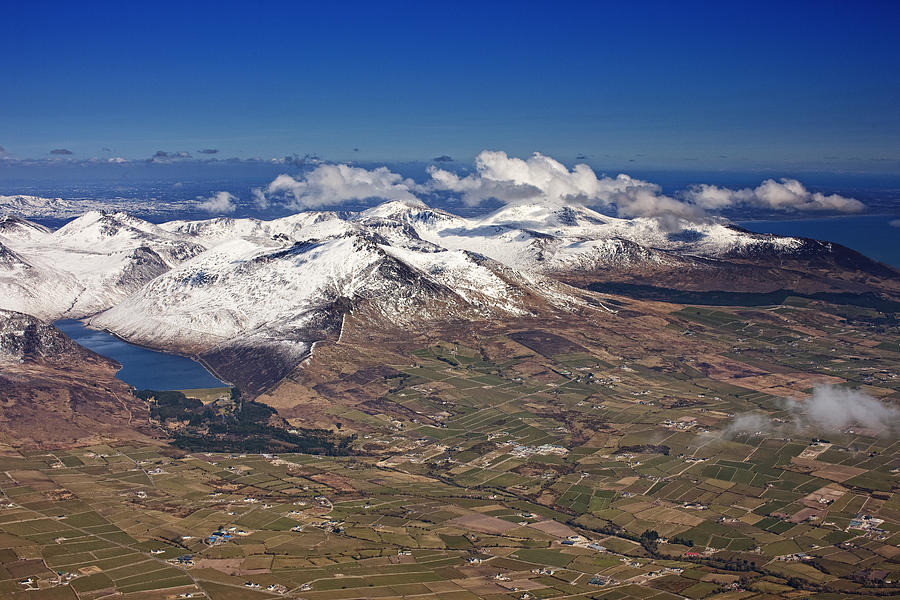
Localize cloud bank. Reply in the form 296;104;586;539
197;191;237;214
685;179;864;213
248;150;867;221
427;151;696;219
254;163;420;209
150;150;192;162
426;151;864;219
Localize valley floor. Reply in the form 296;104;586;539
0;292;898;600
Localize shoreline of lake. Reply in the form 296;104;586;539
54;319;228;391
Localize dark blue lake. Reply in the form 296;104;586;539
54;319;227;391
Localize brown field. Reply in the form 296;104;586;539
791;458;866;482
449;513;518;534
528;519;576;538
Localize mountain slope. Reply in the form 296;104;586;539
2;200;896;395
89;227;577;394
0;212;207;318
0;309;153;448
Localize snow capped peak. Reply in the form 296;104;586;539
360;198;429;217
55;210;157;238
478;201;617;232
0;214;51;243
51;210;205;261
0;197;829;392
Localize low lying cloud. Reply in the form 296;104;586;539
197;191;237;214
685;179;864;213
254;163;419;209
723;384;899;438
890;219;900;228
783;385;899;435
270;153;322;168
722;413;771;439
50;148;73;155
427;150;703;220
246;150;864;222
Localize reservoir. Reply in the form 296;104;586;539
54;319;227;391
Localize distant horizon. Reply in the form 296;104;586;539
4;154;900;192
4;155;900;178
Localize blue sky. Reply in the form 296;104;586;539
2;0;898;171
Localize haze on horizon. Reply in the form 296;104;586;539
1;0;899;174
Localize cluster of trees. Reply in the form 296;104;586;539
135;388;355;455
137;389;204;422
639;529;660;553
615;444;671;456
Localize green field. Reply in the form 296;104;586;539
2;299;899;599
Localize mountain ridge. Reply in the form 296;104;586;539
1;200;896;394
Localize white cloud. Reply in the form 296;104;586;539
889;219;900;228
685;179;864;213
427;151;865;219
197;191;237;214
427;151;704;220
784;385;899;435
723;384;899;439
427;150;702;219
249;151;865;222
722;413;772;439
254;163;420;209
428;151;594;206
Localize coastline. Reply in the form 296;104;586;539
737;213;900;269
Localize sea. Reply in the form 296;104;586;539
738;214;899;268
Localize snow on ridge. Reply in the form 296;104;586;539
409;201;804;270
379;244;527;315
0;198;811;375
0;211;208;320
90;234;385;350
0;215;52;243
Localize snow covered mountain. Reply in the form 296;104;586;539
374;201;805;272
0;211;205;319
1;199;894;394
